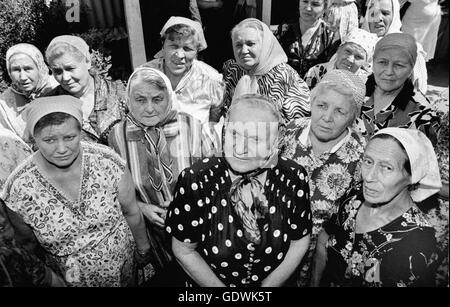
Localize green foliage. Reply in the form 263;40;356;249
0;0;124;87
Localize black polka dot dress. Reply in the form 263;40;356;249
166;157;312;287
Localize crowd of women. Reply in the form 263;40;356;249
0;0;447;287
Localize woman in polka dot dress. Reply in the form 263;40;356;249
166;94;312;287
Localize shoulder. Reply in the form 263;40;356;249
139;59;161;70
180;156;224;180
1;153;36;196
82;141;125;168
277;156;309;179
222;60;242;75
193;60;222;80
411;90;432;108
285;117;310;135
348;128;367;149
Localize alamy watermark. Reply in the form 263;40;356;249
65;0;80;23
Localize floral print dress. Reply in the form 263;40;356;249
280;117;366;286
322;184;439;287
2;142;135;287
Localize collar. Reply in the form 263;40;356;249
299;119;352;154
365;74;415;111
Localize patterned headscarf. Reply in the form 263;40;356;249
374;32;418;67
45;35;90;62
125;67;179;192
154;16;207;58
341;28;379;64
6;43;52;99
318;69;366;107
362;0;402;36
373;128;442;202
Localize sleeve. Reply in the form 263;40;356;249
381;228;438;287
221;60;236;116
165;169;205;244
288;166;312;240
282;67;311;121
1;177;32;227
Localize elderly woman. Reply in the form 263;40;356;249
356;33;440;144
312;128;441;286
280;69;367;286
276;0;340;79
45;35;126;145
108;67;218;280
140;16;224;125
1;96;151;286
165;94;312;287
0;43;58;141
361;0;428;93
221;18;311;124
304;28;378;89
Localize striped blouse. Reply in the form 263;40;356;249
108;112;218;207
221;60;311;124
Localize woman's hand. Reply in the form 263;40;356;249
139;202;167;228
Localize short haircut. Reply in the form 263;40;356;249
310;81;359;121
46;43;87;65
369;133;412;175
33;112;81;136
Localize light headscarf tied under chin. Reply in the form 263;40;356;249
6;43;52;99
125;67;180;191
126;67;180;124
373;128;442;202
362;0;402;35
46;35;90;60
154;16;207;58
232;18;288;100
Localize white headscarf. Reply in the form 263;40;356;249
373;128;442;202
6;43;55;99
361;0;402;35
154;16;207;58
126;67;180;122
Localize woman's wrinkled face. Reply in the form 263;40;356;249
310;88;355;142
368;0;393;37
232;27;263;70
129;81;170;127
224;105;279;173
34;117;81;168
335;43;367;73
299;0;325;24
9;53;40;93
373;48;413;92
162;35;197;77
361;138;411;205
49;53;91;97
